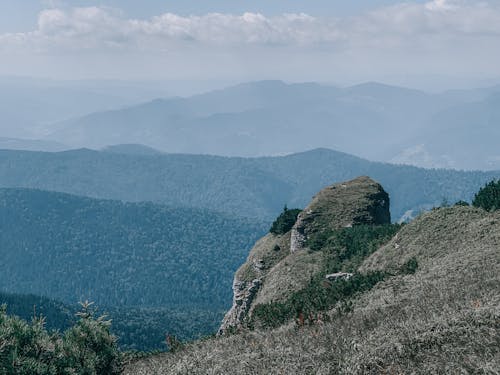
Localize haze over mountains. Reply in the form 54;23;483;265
1;78;498;171
44;80;500;171
0;76;173;139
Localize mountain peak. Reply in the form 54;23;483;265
290;176;390;253
218;176;391;334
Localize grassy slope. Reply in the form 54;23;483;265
124;206;500;374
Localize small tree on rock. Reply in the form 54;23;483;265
269;206;302;235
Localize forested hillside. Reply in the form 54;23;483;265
0;148;498;221
0;188;266;309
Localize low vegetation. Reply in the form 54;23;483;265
0;302;121;375
124;206;500;374
250;224;401;329
0;292;224;352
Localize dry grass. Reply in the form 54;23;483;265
236;232;290;283
125;207;500;374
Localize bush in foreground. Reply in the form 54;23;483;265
0;301;121;375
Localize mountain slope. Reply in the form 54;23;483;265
0;188;266;308
406;93;500;170
0;137;68;152
124;183;500;374
44;80;500;169
219;176;391;334
45;81;449;160
0;148;498;222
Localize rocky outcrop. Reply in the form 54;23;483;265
290;176;390;252
217;279;261;334
219;176;391;334
218;232;291;335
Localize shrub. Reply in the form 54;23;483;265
269;206;302;235
310;224;402;271
250;272;387;329
0;305;58;374
0;301;122;375
472;180;500;211
57;301;122;374
401;257;419;275
454;200;470;207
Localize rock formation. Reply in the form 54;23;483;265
291;176;390;252
218;176;390;335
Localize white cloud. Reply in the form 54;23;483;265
425;0;458;11
1;1;499;51
0;1;499;82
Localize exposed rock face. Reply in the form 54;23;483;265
291;176;390;252
219;176;390;334
217;279;261;335
218;233;291;335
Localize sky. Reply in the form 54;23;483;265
1;0;500;89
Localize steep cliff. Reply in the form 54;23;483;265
218;176;390;334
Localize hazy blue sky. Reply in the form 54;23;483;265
0;0;430;31
1;0;499;88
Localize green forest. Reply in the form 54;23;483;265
0;148;498;221
0;188;267;350
0;188;266;308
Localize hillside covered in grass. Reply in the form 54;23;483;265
125;179;500;374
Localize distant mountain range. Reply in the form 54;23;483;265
0;137;69;152
0;77;175;139
0;148;498;222
39;80;500;170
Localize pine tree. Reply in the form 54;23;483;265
472;180;500;211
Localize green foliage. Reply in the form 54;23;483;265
107;306;223;352
454;200;470;206
57;301;122;374
472;179;500;211
0;302;121;375
269;206;301;234
251;272;386;329
250;224;401;329
401;257;419;275
1;291;224;352
309;224;402;272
